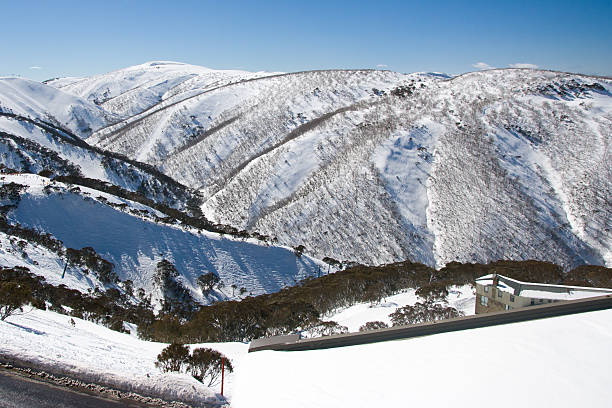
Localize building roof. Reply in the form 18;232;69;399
475;273;612;300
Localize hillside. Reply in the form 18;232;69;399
0;174;321;307
45;63;612;269
0;63;610;308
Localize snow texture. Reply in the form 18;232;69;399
233;308;612;408
1;174;322;304
3;63;611;270
42;64;611;270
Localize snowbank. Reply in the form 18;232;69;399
0;308;248;406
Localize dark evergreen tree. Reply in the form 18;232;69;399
197;272;220;293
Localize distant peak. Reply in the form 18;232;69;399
145;61;187;67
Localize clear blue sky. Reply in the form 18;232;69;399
2;0;611;81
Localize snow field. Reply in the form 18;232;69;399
323;285;475;332
233;308;612;408
5;64;610;270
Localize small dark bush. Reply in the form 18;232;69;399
305;320;348;338
359;321;389;332
155;343;190;373
38;169;53;178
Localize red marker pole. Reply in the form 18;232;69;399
221;357;225;397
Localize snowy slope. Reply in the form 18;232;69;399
0;113;192;208
0;307;248;405
323;285;475;332
0;77;115;138
53;64;610;270
1;174;322;303
201;70;611;269
233;308;612;408
47;61;276;118
25;64;612;270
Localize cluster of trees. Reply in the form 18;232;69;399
154;260;196;318
141;261;437;343
1;111;191;206
390;82;418;98
197;272;220;294
0;266;154;331
2;205;610;345
359;321;389;332
535;79;606;100
0;182;27;206
559;265;612;288
0;131;83;177
389;300;462;326
0;216;65;255
442;259;612;287
0;277;31;321
0;204;123;291
66;247;118;285
155;343;233;386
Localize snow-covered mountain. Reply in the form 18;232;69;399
0;77;116;138
0;74;323;305
44;63;611;270
46;61;275;119
1;62;611;281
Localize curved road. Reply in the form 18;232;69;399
0;369;145;408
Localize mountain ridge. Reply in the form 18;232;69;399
2;63;611;272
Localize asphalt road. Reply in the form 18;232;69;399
0;369;144;408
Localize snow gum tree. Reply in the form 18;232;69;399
359;321;389;332
197;272;220;294
155;344;233;386
188;347;233;386
154;260;195;317
155;343;190;373
0;281;31;321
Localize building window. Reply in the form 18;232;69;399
484;286;489;293
505;304;511;311
510;295;515;302
498;290;503;298
539;299;544;303
531;299;535;305
480;296;489;306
